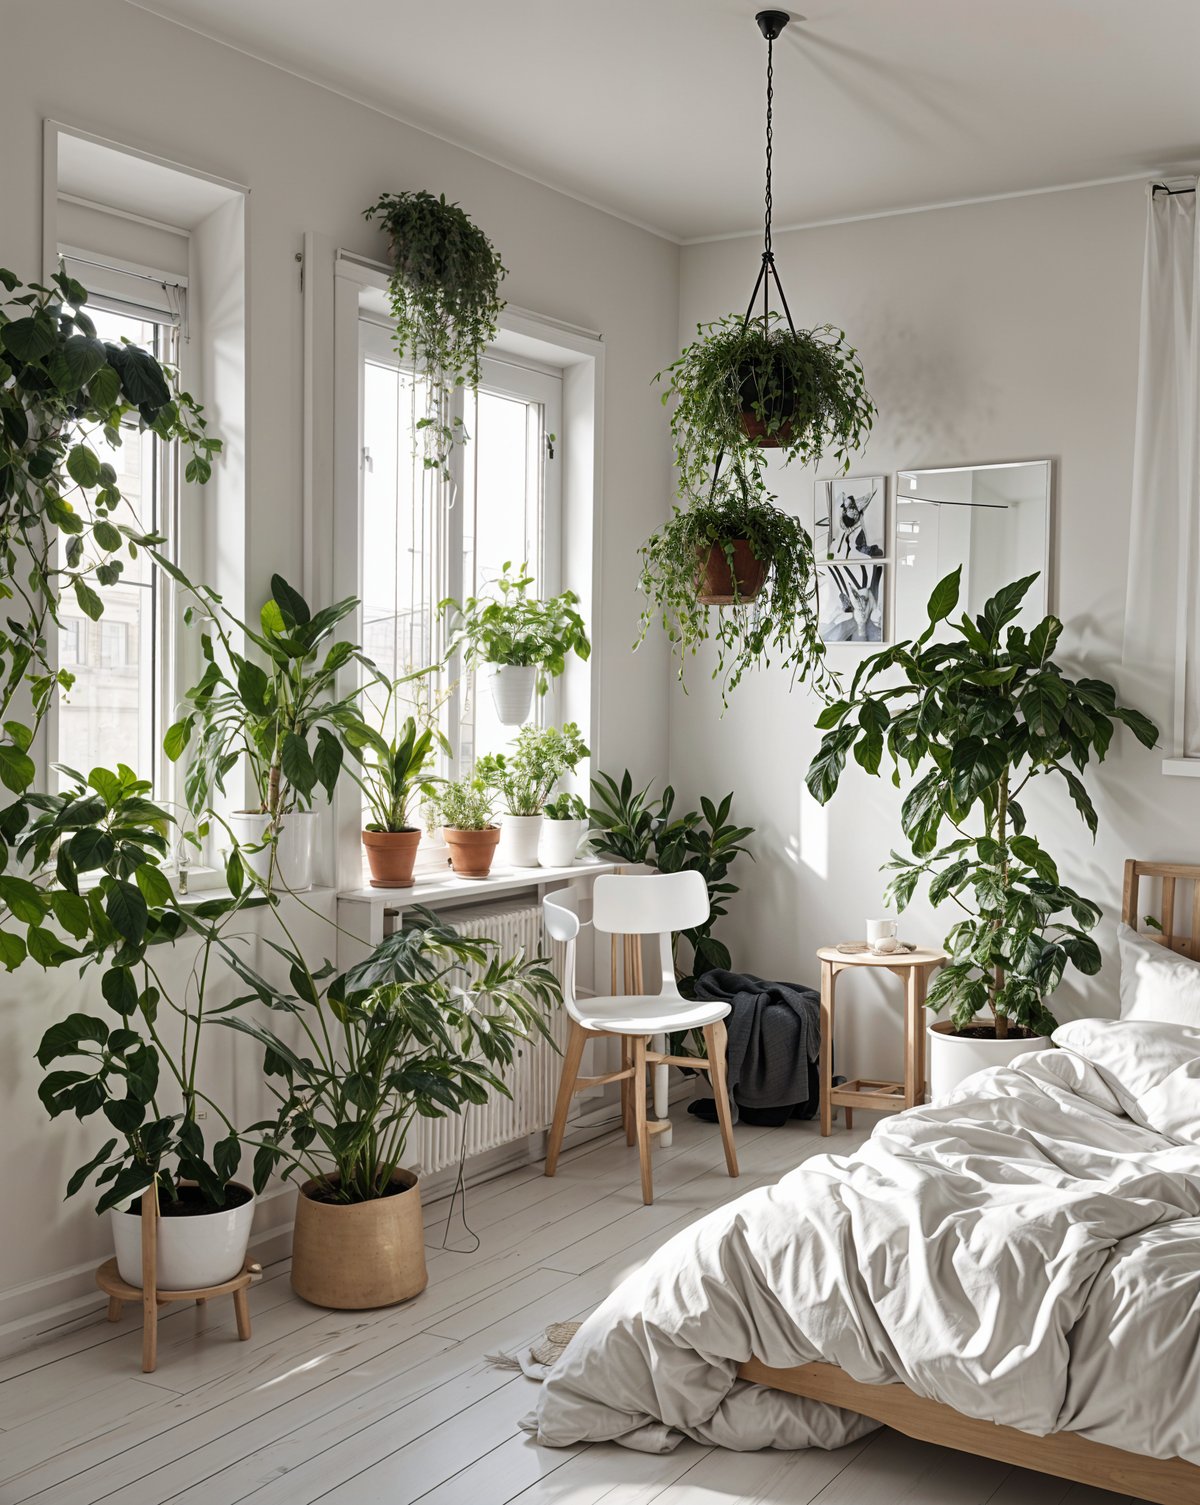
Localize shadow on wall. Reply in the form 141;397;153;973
868;311;1005;462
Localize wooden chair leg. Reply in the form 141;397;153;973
703;1021;739;1178
545;1021;588;1177
621;1036;636;1146
233;1285;252;1341
633;1035;653;1205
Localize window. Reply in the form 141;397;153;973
54;296;180;792
358;322;563;779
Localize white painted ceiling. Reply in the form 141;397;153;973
127;0;1200;242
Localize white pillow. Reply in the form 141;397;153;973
1117;922;1200;1026
1054;1017;1200;1145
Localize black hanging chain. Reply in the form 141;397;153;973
764;31;775;258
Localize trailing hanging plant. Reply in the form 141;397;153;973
635;465;832;706
658;311;875;500
0;265;219;817
805;569;1158;1038
363;190;506;477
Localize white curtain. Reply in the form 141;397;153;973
1123;179;1200;757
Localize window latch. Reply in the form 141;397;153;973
362;445;373;473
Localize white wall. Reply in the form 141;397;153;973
0;0;678;1331
671;180;1200;1082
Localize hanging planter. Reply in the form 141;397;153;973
487;664;538;726
363;190;506;477
695;539;768;605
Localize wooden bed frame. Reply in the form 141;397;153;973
739;859;1200;1505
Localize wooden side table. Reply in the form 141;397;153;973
817;945;946;1136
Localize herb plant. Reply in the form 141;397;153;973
441;563;590;692
476;723;588;816
636;466;831;706
228;911;559;1203
429;777;495;831
806;569;1158;1037
363;190;506;476
544;792;588;821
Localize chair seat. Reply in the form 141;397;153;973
573;993;730;1036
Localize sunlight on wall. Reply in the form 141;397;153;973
797;781;829;881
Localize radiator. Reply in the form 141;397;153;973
385;900;571;1175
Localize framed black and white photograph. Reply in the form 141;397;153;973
817;562;887;644
815;476;887;564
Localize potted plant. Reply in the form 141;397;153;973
540;792;591;868
440;563;590;726
428;777;500;878
21;766;265;1288
806;569;1158;1098
363;190;506;478
0;266;219;808
636;466;833;707
167;575;375;892
658;311;875;495
476;722;588;868
222;910;558;1308
348;679;448;887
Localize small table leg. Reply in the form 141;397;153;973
820;960;834;1137
233;1285;252;1341
106;1296;122;1323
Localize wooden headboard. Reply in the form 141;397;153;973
1121;860;1200;958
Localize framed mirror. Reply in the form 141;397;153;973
893;461;1051;640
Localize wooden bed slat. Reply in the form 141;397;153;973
739;1360;1200;1503
1122;858;1200;958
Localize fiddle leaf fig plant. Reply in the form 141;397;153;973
364;190;506;477
0;265;219;831
806;569;1158;1037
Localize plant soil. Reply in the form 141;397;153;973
949;1024;1042;1041
127;1182;253;1217
305;1177;413;1206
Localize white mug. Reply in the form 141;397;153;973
867;917;900;954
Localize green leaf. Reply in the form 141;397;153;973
0;875;45;924
0;930;27;970
50;888;90;938
926;568;962;625
281;733;316;797
66;1139;119;1198
236;660;271;712
163;717;193;762
37;1012;109;1066
66;445;103;489
68;827;115;871
102;966;139;1015
134;864;173;907
313;726;343;798
1;313;56;362
51;335;107;391
269;575;311;628
73;578;104;623
106;881;148;945
0;744;36;794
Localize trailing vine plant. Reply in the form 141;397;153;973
364;190;506;478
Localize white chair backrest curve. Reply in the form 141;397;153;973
592;870;709;936
542;884;587;1024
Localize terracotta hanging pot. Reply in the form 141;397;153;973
695;541;768;605
737;358;798;448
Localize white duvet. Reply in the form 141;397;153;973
524;1019;1200;1463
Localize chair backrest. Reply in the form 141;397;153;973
592;870;709;937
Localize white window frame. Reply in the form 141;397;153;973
325;249;604;894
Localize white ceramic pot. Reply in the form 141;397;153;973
111;1184;255;1290
487;665;537;726
229;810;316;892
498;812;543;868
539;817;590;869
927;1020;1050;1102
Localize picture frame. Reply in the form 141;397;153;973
814;475;887;564
817;562;888;645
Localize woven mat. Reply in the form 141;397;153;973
486;1320;583;1379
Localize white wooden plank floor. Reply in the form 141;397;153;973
0;1112;1143;1505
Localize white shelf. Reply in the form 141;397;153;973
337;858;619;912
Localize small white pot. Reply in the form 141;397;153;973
498;812;544;868
539;818;590;869
927;1020;1050;1102
487;665;537;726
111;1185;255;1290
229;810;316;892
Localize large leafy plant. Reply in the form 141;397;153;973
221;910;558;1203
806;570;1157;1036
0;266;219;811
636;465;831;706
589;770;753;991
658;311;875;501
166;574;374;838
21;766;265;1212
363;190;506;477
441;563;590;692
476;722;588;816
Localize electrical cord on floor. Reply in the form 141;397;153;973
429;1109;481;1255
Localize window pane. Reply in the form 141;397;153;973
56;305;166;788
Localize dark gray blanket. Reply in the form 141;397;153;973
693;968;821;1117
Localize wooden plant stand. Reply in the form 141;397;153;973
95;1187;261;1373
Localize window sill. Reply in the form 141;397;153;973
338;857;619;911
1162;758;1200;778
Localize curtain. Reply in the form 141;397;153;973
1123;179;1200;757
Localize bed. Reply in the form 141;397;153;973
523;860;1200;1504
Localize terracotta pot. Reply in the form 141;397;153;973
443;824;501;878
739;411;795;448
737;356;798;448
695;541;768;605
927;1019;1050;1102
291;1170;427;1309
362;828;421;888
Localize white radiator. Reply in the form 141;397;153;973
386;901;571;1176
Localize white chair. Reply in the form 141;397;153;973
543;871;738;1205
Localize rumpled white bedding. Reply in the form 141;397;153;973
523;1020;1200;1461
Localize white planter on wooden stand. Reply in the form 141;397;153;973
228;810;316;892
539;817;590;868
111;1184;255;1290
498;812;544;868
927;1020;1050;1102
487;665;536;726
